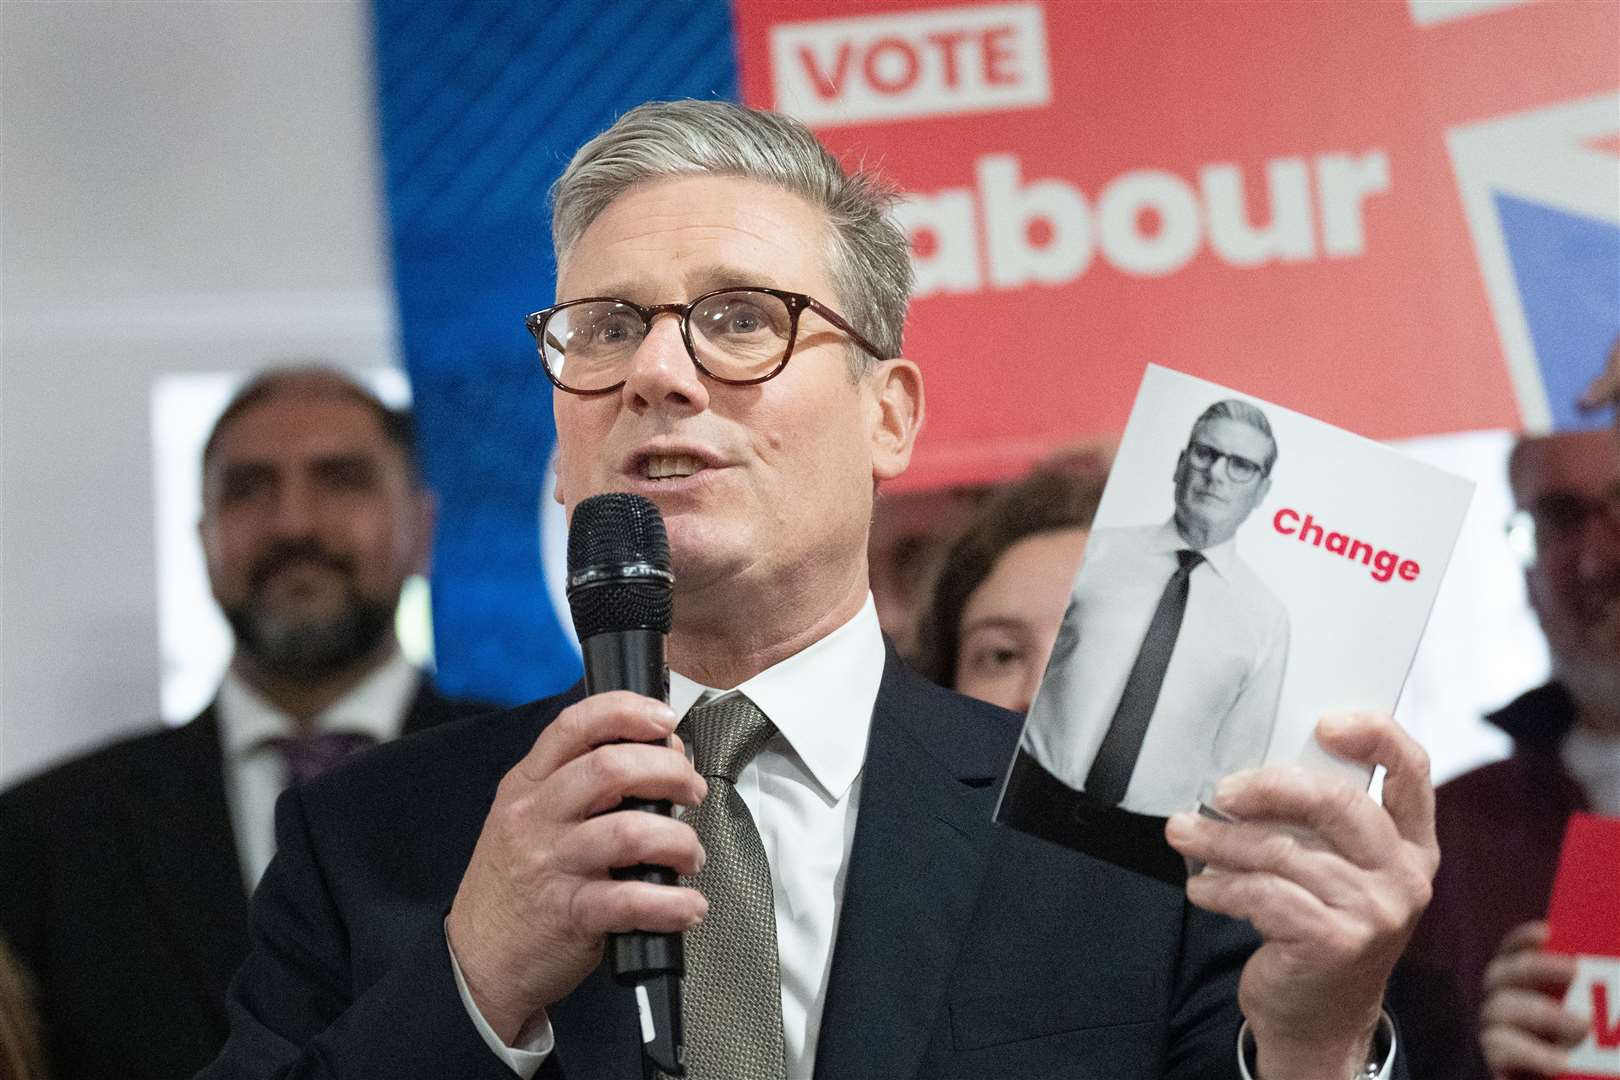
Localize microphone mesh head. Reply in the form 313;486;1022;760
566;493;673;638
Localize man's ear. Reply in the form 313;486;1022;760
869;358;924;482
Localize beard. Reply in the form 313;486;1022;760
224;539;398;682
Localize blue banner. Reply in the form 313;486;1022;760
372;0;738;704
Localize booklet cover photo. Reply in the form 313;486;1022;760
995;364;1475;885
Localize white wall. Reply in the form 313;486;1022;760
1;1;398;783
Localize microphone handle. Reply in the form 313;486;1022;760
580;630;685;984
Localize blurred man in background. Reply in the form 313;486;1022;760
1392;427;1620;1080
0;366;492;1080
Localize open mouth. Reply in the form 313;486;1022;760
643;453;707;482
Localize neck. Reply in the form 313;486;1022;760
1173;513;1215;551
666;566;869;689
231;636;399;731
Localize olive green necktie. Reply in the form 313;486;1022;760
676;694;787;1080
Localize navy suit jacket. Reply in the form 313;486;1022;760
199;652;1272;1079
0;681;485;1080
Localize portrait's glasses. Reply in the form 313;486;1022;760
1185;440;1267;484
1505;487;1620;568
524;286;889;396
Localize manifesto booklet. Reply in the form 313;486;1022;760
995;364;1474;885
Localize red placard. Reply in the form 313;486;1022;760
732;0;1620;489
1547;813;1620;1080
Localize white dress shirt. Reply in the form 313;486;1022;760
456;596;885;1079
217;647;420;891
1562;725;1620;815
1023;520;1290;816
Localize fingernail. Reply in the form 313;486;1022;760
1213;774;1241;803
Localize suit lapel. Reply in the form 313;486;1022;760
128;708;252;1022
812;654;1010;1080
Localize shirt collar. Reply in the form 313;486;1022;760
1153;518;1240;577
669;594;884;803
217;646;421;757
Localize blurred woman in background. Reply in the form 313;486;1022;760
915;445;1110;713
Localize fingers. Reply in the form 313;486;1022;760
1184;866;1339;945
1167;814;1365;909
549;741;707;820
1498;920;1552;956
558;811;707;879
1484;924;1577;997
1200;764;1396;870
1482;1022;1570;1079
520;692;682;783
568;878;708;937
1314;712;1437;855
1482;986;1588;1048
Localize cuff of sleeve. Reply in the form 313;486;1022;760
445;918;555;1077
1236;1010;1397;1080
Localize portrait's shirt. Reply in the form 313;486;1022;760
1022;520;1290;816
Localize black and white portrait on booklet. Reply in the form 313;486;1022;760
997;365;1474;884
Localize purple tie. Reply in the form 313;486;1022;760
267;731;376;786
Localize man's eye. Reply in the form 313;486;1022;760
219;472;273;504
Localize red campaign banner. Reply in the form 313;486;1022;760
1546;814;1620;1080
731;0;1620;490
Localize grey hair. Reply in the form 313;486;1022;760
549;99;913;373
1192;399;1278;474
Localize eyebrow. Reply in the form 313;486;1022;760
960;615;1036;635
576;264;787;304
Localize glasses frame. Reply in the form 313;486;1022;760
1184;439;1269;484
524;285;890;396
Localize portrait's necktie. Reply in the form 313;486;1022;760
1083;549;1205;806
676;694;787;1080
265;730;376;786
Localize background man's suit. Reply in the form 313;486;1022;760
202;652;1265;1080
0;683;483;1080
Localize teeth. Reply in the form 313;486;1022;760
644;454;704;480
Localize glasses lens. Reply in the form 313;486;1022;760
689;290;793;381
1225;455;1261;483
542;301;644;391
1188;443;1218;470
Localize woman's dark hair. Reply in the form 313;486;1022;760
913;450;1110;690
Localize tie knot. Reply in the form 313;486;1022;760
1176;549;1205;572
266;730;376;786
680;695;776;784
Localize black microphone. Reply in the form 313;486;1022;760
566;492;684;1077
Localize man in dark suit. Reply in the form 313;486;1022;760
203;101;1438;1080
0;367;491;1080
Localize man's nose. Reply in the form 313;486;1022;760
267;483;320;538
622;315;709;415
